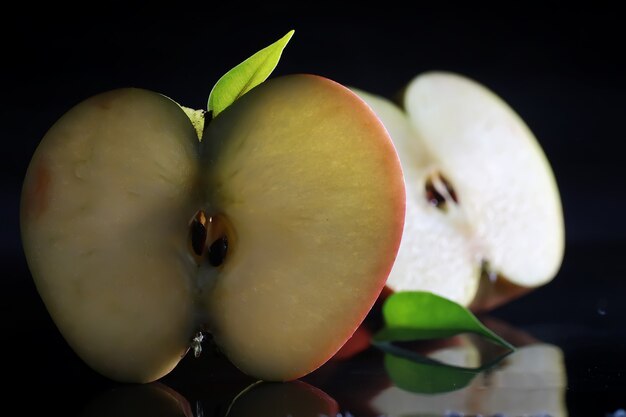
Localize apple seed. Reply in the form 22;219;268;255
208;235;228;267
190;211;208;257
438;172;458;204
424;171;458;211
480;259;498;283
189;210;229;267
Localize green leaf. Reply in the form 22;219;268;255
373;291;514;350
208;30;294;117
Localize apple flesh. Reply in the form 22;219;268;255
354;72;564;309
21;75;405;382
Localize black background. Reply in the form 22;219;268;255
2;10;626;416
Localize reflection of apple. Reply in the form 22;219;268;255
226;380;339;417
354;72;564;309
371;342;567;417
81;383;193;417
21;75;405;382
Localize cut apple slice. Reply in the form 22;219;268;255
405;72;564;288
21;75;405;383
354;72;564;309
199;75;405;381
21;90;201;382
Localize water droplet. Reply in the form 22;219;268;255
191;332;204;358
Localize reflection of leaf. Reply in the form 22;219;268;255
374;291;514;350
372;292;514;394
208;30;294;117
385;354;477;394
380;342;512;394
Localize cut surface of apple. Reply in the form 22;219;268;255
354;72;564;308
21;75;405;382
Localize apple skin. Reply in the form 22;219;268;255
331;325;372;361
21;75;405;383
469;272;533;312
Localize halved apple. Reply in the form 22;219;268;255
354;72;564;309
21;75;405;382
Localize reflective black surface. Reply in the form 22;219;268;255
5;244;626;416
3;11;626;417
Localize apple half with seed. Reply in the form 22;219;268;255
21;72;405;382
354;72;564;309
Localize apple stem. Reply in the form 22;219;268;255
190;211;208;257
180;106;207;140
191;332;205;358
480;260;498;283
